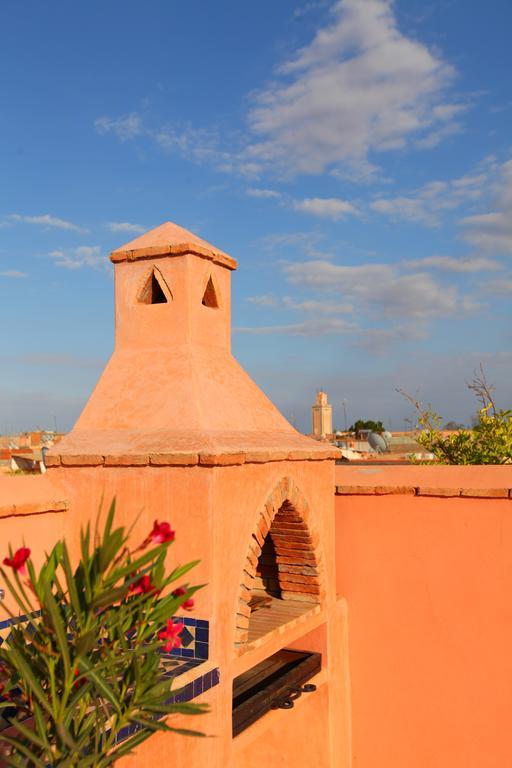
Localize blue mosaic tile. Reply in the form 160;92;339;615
195;641;208;660
180;626;194;647
0;613;216;741
168;617;209;661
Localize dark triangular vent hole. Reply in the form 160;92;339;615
202;276;219;308
139;269;170;305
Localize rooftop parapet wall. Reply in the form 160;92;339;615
334;464;512;768
335;464;512;499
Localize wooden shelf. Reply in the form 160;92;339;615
233;599;326;677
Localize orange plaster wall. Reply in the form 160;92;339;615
335;487;512;768
0;511;66;615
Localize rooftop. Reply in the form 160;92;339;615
110;220;237;270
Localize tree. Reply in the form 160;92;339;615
397;366;512;464
443;421;466;430
349;419;384;435
0;501;205;766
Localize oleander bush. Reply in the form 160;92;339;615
0;501;205;767
398;365;512;465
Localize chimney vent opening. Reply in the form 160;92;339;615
202;276;220;309
138;268;171;305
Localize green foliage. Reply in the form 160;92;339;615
0;501;206;766
397;366;512;465
349;419;384;434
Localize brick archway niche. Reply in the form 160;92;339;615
235;477;323;647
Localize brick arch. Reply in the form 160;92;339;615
235;477;323;646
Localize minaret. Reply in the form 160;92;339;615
312;390;333;438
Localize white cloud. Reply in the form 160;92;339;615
247;294;279;307
460;159;512;255
484;277;512;296
106;222;145;234
370;172;486;226
0;270;28;278
283;296;353;313
7;214;87;233
293;197;359;220
261;231;335;260
245;188;282;199
94;114;143;141
402;255;502;272
245;0;460;176
414;116;464;149
284;259;477;319
49;246;105;270
235;316;356;336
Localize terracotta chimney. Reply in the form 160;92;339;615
49;221;335;464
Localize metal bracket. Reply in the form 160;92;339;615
271;683;317;710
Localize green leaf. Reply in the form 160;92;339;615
0;734;47;767
44;585;71;678
62;542;82;618
78;662;122;715
6;646;52;715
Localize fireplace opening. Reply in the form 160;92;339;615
236;492;322;648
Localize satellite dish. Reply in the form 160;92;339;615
368;432;388;453
383;431;392;442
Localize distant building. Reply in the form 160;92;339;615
311;390;333;438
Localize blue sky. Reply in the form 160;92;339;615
1;0;511;433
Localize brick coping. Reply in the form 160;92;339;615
336;484;512;499
110;241;238;271
46;448;339;468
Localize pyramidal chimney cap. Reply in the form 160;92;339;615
110;220;237;270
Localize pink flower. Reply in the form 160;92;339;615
3;547;31;576
172;586;194;611
129;574;157;596
150;521;175;544
158;619;184;652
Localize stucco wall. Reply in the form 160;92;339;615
335;465;512;768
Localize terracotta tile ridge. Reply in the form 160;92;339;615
335;484;512;499
0;499;68;519
110;242;238;270
47;447;339;468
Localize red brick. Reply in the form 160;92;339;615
105;454;148;466
460;488;509;498
335;485;375;495
277;572;320;586
417;487;460;497
199;452;245;466
272;538;313;552
281;591;318;603
235;613;250;630
149;452;198;466
237;600;251;620
276;551;317;564
374;485;415;496
253;526;265;548
60;454;104;467
279;581;320;595
277;564;319;577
